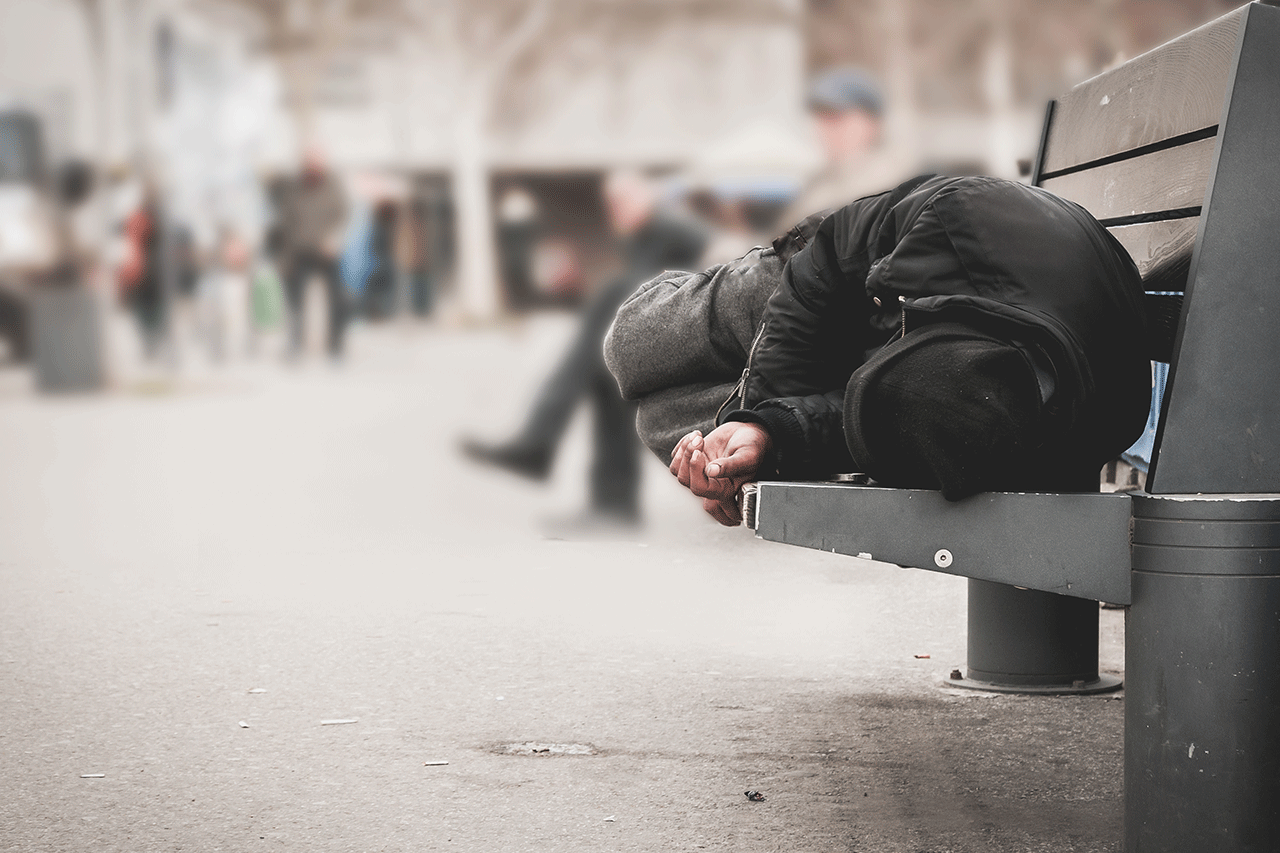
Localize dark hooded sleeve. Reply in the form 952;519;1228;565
723;390;853;479
718;176;938;478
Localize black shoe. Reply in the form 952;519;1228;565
459;437;553;481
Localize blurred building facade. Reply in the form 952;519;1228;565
807;0;1244;179
0;0;1245;324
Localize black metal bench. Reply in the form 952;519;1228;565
745;4;1280;850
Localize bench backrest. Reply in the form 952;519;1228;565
1032;0;1280;494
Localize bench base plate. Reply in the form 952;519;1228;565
944;672;1122;695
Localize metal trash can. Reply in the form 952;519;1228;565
30;284;105;392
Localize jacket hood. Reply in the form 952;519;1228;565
859;176;1148;457
844;321;1048;499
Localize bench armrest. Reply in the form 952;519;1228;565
749;482;1133;604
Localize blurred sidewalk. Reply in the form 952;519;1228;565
0;318;1124;852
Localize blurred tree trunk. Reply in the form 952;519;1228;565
982;0;1018;178
879;0;920;169
443;1;550;321
452;99;499;318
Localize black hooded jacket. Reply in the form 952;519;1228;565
722;174;1150;487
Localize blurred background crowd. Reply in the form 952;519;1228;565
0;0;1241;392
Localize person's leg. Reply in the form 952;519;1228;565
284;255;308;356
515;319;601;448
323;258;347;357
588;364;642;520
0;288;28;361
132;283;166;360
411;271;430;316
461;328;591;478
519;276;637;448
462;275;637;479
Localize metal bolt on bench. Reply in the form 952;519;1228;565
746;4;1280;850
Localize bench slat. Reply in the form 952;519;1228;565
1041;5;1244;175
1108;219;1199;286
1042;135;1215;225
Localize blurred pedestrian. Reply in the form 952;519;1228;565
278;147;349;358
461;170;707;529
117;184;197;360
496;186;541;310
361;200;399;320
198;225;252;361
684;188;764;267
778;67;915;228
396;198;434;317
118;186;165;358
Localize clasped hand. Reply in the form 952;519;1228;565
669;421;773;526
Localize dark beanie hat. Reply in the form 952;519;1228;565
843;323;1046;501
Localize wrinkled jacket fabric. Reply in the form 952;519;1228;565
733;174;1149;481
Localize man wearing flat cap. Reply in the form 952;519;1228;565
779;67;915;227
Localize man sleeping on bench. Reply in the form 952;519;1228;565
604;174;1151;526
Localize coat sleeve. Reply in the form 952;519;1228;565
721;187;900;478
743;185;907;405
727;176;938;478
724;390;854;479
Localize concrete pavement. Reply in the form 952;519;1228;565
0;317;1124;852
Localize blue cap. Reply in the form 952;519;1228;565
807;67;885;116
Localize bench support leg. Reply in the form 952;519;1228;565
952;579;1120;694
1126;495;1280;852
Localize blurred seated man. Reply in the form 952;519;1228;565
604;174;1151;526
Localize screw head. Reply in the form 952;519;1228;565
949;669;963;680
934;549;953;568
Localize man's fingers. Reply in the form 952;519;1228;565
705;445;762;482
689;450;739;501
670;431;705;480
688;449;710;493
672;424;764;503
669;447;686;478
674;451;692;487
702;496;741;527
670;430;702;461
714;501;742;526
674;423;765;523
